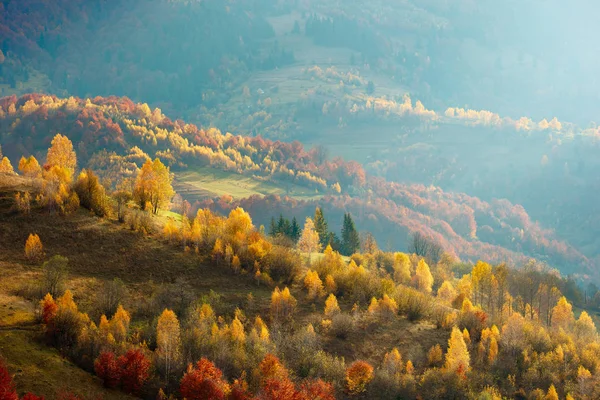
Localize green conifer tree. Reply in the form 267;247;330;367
314;207;329;247
341;213;360;256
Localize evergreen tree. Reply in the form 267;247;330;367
290;217;301;243
277;214;286;235
326;232;342;252
341;213;360;256
314;207;329;248
269;217;277;237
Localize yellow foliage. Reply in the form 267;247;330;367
304;270;324;299
25;233;43;263
156;309;182;379
382;348;403;375
428;344;443;366
297;217;321;254
324;293;341;318
445;326;470;375
437;281;457;304
47;134;77;176
18;155;42;178
551;296;575;331
393;252;411;284
545;384;558;400
0;156;14;174
270;287;297;321
414;259;433;294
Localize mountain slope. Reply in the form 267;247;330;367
0;94;592;278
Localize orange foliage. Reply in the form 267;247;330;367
345;360;374;394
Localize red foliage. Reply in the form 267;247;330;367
228;382;253;400
117;349;151;395
41;299;58;326
259;378;297;400
180;358;228;400
0;360;17;400
297;379;335;400
21;394;45;400
94;351;121;389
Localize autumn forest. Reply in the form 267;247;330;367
2;1;600;400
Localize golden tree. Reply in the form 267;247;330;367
414;259;434;294
393;252;411;284
110;305;131;343
0;156;14;174
427;344;443;367
574;311;597;341
297;217;321;254
46;134;77;177
25;233;43;263
134;158;174;214
304;270;324;299
545;384;559;400
345;360;374;394
488;337;498;364
551;296;575;331
18;156;42;178
382;348;403;376
437;281;457;304
324;293;341;318
156;309;181;381
15;191;31;215
231;255;241;274
270;287;297;321
445;326;470;376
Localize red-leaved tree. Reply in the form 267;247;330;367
94;351;121;388
259;378;297;400
0;360;18;400
180;358;228;400
118;349;151;395
297;379;335;400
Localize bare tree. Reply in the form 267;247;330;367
409;232;443;264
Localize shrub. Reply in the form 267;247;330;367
264;246;302;284
331;313;354;339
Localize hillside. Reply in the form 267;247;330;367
1;154;600;399
3;0;600;275
0;94;592;279
0;174;450;399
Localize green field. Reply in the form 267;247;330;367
174;167;323;201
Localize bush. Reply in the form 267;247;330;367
264;246;302;284
395;286;432;322
331;313;354;339
127;210;153;234
74;169;111;217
